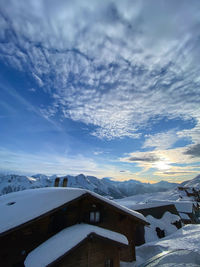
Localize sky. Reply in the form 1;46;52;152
0;0;200;183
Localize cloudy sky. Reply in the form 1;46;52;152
0;0;200;182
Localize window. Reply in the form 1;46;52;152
90;211;100;223
105;259;113;267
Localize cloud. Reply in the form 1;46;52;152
0;147;137;180
184;143;200;158
120;145;200;177
0;147;102;176
1;0;200;139
127;155;159;163
143;130;179;149
178;119;200;144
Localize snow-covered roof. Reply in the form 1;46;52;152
186;188;194;194
121;202;176;211
179;212;191;220
119;199;195;215
145;212;181;243
24;223;128;267
173;202;194;213
0;187;147;234
149;200;194;214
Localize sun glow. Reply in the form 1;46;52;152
154;161;171;171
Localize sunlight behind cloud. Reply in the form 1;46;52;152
153;161;171;171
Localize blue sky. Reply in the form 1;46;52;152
0;0;200;182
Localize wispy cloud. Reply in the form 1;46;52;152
120;145;200;178
0;147;101;176
143;130;179;150
0;147;135;180
0;0;200;139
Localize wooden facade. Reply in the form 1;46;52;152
47;234;125;267
0;192;147;267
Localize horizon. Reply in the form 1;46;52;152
0;170;188;184
0;170;199;185
0;1;200;183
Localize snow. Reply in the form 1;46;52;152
25;223;128;267
136;225;200;265
118;202;175;211
0;188;85;234
0;187;147;234
117;194;195;215
116;186;196;205
170;201;194;213
137;250;200;267
0;173;177;199
186;188;194;194
145;212;180;243
179;212;191;220
181;174;200;189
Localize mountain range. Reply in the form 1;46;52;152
0;173;179;198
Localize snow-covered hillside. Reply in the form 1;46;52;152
117;174;200;206
0;173;178;198
132;224;200;266
180;174;200;189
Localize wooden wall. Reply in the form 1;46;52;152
50;236;120;267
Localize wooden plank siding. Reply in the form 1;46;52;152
48;236;121;267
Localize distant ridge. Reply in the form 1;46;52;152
0;173;179;198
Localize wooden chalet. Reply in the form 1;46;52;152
0;187;148;267
130;203;180;220
146;200;200;225
129;202;182;239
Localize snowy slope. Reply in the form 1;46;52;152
116;186;195;206
0;173;178;198
180;174;200;189
135;224;200;266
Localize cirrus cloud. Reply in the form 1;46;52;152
0;0;200;139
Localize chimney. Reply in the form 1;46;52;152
54;177;60;187
62;177;68;187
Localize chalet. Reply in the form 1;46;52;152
124;202;182;240
0;187;148;267
129;202;180;219
149;200;200;224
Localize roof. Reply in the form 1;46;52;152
0;187;147;234
149;200;194;214
186;189;194;194
24;223;128;267
121;202;176;211
179;213;191;220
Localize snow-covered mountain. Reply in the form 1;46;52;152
0;173;178;198
116;174;200;206
180;174;200;189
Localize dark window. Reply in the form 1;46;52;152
156;227;165;238
105;259;113;267
90;211;100;223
